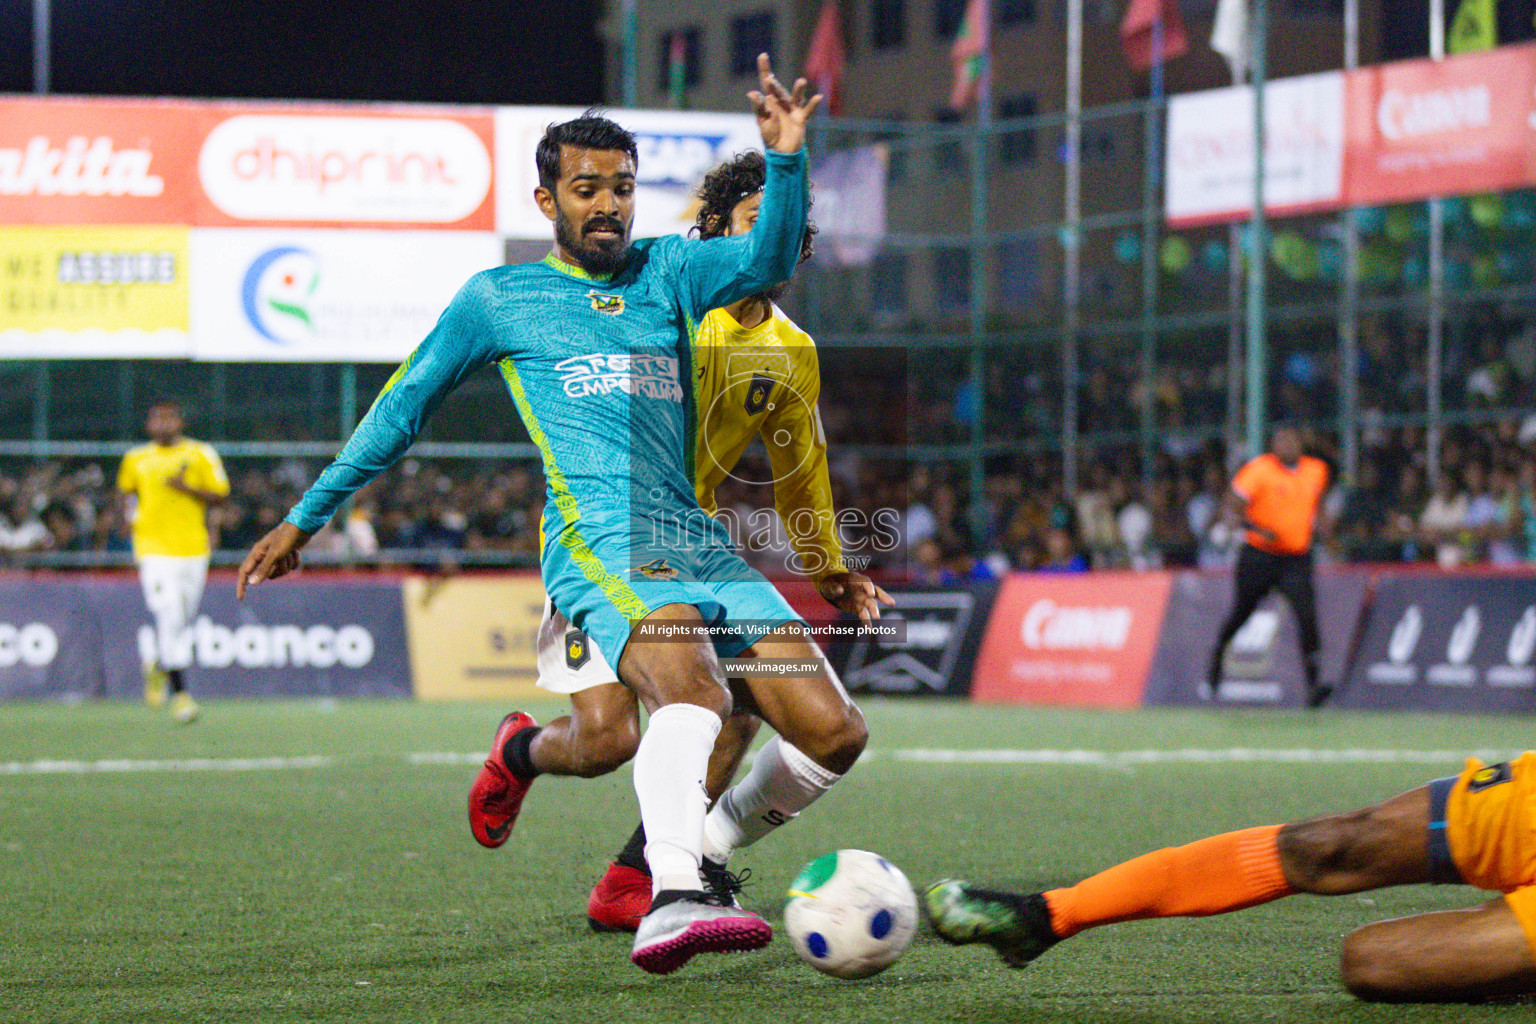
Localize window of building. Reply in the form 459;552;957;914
875;112;909;183
871;0;906;49
998;239;1041;306
657;27;703;93
998;0;1036;26
731;11;775;75
934;0;968;39
931;107;964;177
998;93;1038;164
871;249;908;322
934;246;972;312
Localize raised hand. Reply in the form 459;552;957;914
237;520;311;600
748;52;822;155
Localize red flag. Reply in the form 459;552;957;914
804;0;845;116
1119;0;1189;73
949;0;990;112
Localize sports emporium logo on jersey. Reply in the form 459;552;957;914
555;353;682;401
241;246;320;344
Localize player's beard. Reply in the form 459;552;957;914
747;281;789;306
555;205;630;277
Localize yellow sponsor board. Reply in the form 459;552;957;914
0;225;190;332
403;574;548;702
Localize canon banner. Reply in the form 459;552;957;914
1144;567;1370;708
970;573;1172;707
1165;42;1536;227
1343;573;1536;714
840;584;997;696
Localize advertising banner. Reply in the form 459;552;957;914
808;144;888;267
1143;566;1370;707
0;225;191;358
1343;573;1536;714
494;107;760;239
841;583;997;696
188;228;502;362
0;576;410;700
1345;44;1536;207
1164;72;1346;228
970;572;1172;707
197;106;496;230
0;97;202;226
402;575;548;702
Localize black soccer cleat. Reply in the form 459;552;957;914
923;880;1060;968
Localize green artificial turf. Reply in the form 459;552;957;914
0;698;1530;1023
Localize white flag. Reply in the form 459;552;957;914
1211;0;1248;83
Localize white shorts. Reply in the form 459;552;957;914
137;554;209;672
535;598;619;695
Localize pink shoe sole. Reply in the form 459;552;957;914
630;915;773;975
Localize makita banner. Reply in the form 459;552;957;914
1144;567;1370;708
840;583;997;696
1343;573;1536;713
0;575;410;700
971;572;1172;707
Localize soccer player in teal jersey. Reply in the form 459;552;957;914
239;57;866;975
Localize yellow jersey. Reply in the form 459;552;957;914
691;304;845;581
117;438;229;558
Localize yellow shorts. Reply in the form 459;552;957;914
1435;753;1536;955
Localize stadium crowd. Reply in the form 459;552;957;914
3;415;1536;577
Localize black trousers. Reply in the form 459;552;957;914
1207;544;1321;687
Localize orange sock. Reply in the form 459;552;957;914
1044;824;1293;939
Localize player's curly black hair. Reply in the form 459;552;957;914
536;109;639;191
691;151;816;264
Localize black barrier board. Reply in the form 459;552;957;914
841;583;997;696
1343;574;1536;714
1145;567;1370;708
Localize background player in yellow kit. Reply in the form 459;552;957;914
469;151;891;930
926;752;1536;1003
117;399;229;723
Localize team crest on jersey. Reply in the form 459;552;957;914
1469;762;1513;792
632;558;677;581
564;629;590;670
744;373;775;415
588;290;625;315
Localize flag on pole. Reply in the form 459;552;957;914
668;32;688;109
949;0;991;112
1448;0;1497;53
1119;0;1189;73
1210;0;1248;82
804;0;846;115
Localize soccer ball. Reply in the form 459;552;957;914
783;849;918;979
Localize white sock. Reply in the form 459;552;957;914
633;702;722;897
702;735;841;864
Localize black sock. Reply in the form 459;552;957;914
501;726;542;780
166;669;185;695
615;822;649;873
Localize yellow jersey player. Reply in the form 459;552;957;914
927;753;1536;1003
117;399;229;723
467;150;891;931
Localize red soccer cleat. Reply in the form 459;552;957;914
468;712;539;849
588;861;654;933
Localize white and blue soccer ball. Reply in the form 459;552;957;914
783;849;918;979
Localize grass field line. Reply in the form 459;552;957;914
2;746;1508;778
0;754;335;775
408;746;1509;769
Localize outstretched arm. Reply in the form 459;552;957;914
239;276;501;598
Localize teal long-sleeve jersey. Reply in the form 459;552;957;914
285;148;809;549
